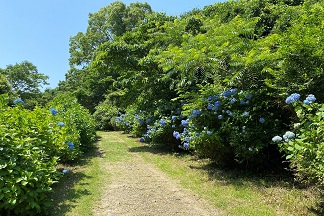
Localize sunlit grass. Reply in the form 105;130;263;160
132;140;322;215
50;131;323;216
49;131;135;216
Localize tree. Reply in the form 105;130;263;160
0;61;49;106
69;1;152;67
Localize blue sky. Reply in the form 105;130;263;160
0;0;221;89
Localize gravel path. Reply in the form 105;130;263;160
92;134;222;216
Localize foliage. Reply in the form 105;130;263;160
0;92;96;215
273;94;324;185
48;93;97;152
93;99;119;130
0;61;49;109
59;0;324;183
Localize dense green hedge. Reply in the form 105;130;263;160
0;94;96;215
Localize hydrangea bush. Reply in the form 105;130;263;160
272;93;324;185
117;85;287;167
0;94;96;215
171;86;285;166
48;93;97;152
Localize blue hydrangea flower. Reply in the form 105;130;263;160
222;90;231;98
207;131;212;135
212;106;218;111
62;169;69;174
230;98;237;104
207;96;213;101
245;93;252;100
50;108;58;116
139;119;144;125
272;135;283;142
58;122;65;127
226;110;233;116
230;88;237;95
207;103;213;110
259;117;265;123
160;119;166;126
303;99;310;105
13;98;24;104
172;115;177;121
146;118;151;123
139;137;144;142
304;94;316;104
243;111;249;117
67;142;74;150
185;136;190;141
285;93;300;104
213;95;218;100
173;131;181;140
192;110;201;117
283;131;295;141
181;119;189;127
195;133;200;137
183;142;189;148
214;101;221;107
218;115;223;120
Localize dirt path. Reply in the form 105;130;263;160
92;133;222;216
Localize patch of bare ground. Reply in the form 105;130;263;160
92;141;222;216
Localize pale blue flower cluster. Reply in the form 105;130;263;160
303;94;316;104
160;119;166;126
58;122;65;127
283;131;295;141
192;110;201;118
285;93;300;104
13;98;24;104
173;131;181;140
243;111;249;117
272;135;283;142
181;119;189;127
272;131;295;143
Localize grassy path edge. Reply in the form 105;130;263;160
49;131;322;216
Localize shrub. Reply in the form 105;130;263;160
93;101;119;130
175;86;285;167
272;93;324;185
0;93;97;215
48;93;97;152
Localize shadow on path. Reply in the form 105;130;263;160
49;136;103;216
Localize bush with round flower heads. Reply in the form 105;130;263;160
0;93;96;215
272;93;324;185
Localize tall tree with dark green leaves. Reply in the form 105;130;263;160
67;1;153;111
0;61;48;107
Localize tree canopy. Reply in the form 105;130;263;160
36;0;324;183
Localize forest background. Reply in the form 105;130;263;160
0;0;323;214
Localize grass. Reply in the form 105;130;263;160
49;131;136;216
50;131;323;216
